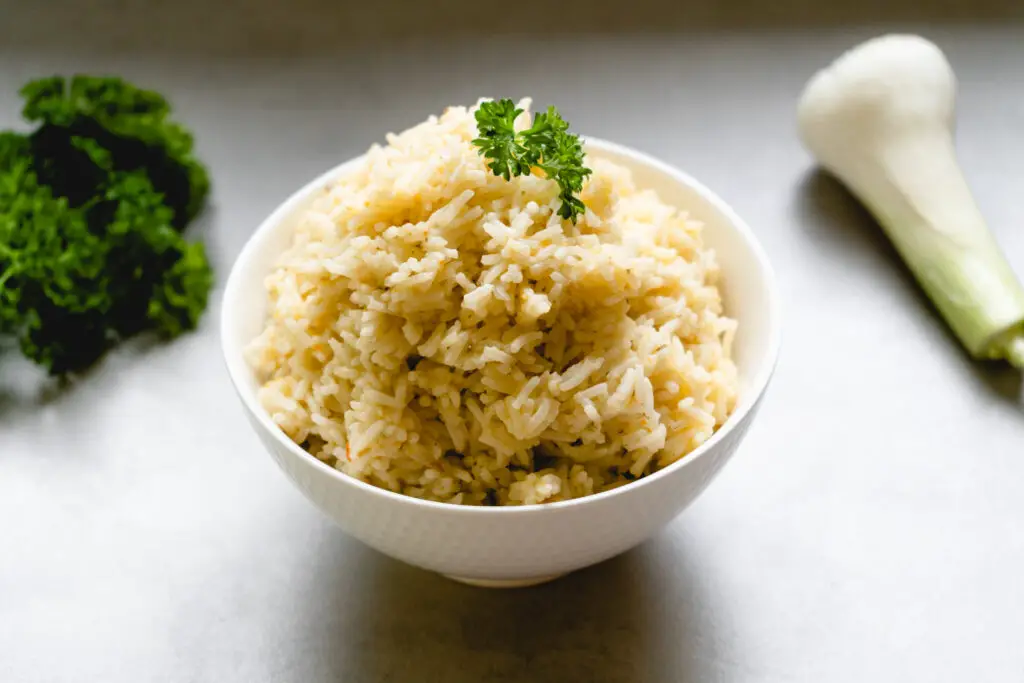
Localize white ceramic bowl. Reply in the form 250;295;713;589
222;138;781;588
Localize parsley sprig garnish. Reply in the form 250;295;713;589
472;99;591;223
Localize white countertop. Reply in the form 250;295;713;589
2;1;1023;681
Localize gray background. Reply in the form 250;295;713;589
2;1;1023;681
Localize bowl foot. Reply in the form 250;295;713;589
443;573;567;588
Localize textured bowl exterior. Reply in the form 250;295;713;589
222;138;781;584
248;398;761;582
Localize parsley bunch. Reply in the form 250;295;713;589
472;99;591;223
0;75;212;376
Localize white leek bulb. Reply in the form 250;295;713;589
798;34;1024;367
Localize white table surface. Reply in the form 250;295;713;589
2;1;1023;681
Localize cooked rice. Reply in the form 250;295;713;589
246;100;738;506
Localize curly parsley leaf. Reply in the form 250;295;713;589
21;75;210;228
472;99;591;223
0;76;213;376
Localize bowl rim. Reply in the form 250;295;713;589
221;136;782;516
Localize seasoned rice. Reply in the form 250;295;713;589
246;100;738;506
